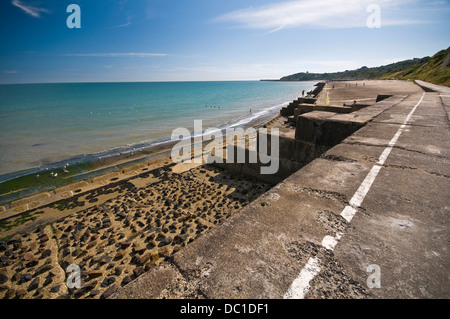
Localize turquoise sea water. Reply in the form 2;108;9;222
0;81;315;180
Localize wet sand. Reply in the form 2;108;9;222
0;111;280;299
0;162;272;299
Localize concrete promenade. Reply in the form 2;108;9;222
112;81;449;299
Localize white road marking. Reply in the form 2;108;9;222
283;257;321;299
348;164;382;209
321;233;343;251
341;205;357;223
284;93;425;299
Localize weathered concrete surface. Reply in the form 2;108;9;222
111;81;449;299
315;80;423;106
295;95;407;145
329;90;449;298
281;97;316;116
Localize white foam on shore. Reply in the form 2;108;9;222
228;101;290;129
0;100;289;186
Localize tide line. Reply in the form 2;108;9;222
284;93;425;299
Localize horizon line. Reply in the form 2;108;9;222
0;79;285;85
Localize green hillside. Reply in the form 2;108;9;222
380;47;450;86
280;47;450;86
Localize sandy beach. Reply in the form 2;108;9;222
1;79;439;299
2;0;448;304
0;111;280;299
0;160;273;299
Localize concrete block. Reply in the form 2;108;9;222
10;192;51;208
91;172;120;184
319;120;365;146
54;181;89;195
295;116;318;142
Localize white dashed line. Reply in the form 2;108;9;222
321;233;342;251
284;93;425;299
284;257;321;299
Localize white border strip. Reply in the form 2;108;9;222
283;257;321;299
284;93;425;299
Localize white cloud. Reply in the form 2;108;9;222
160;56;421;81
214;0;421;31
3;70;18;74
55;53;168;58
114;21;131;28
12;0;49;18
161;63;286;81
109;14;132;29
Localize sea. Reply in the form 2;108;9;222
0;81;316;182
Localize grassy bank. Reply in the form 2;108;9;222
280;47;450;87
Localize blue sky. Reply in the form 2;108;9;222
0;0;449;83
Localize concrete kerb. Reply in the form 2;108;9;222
0;162;153;221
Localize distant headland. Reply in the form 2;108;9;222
262;47;450;87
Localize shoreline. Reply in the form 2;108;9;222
0;162;274;299
1;79;438;299
0;104;283;208
0;109;282;298
0;85;303;299
0;80;315;185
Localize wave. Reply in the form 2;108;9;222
0;100;291;184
